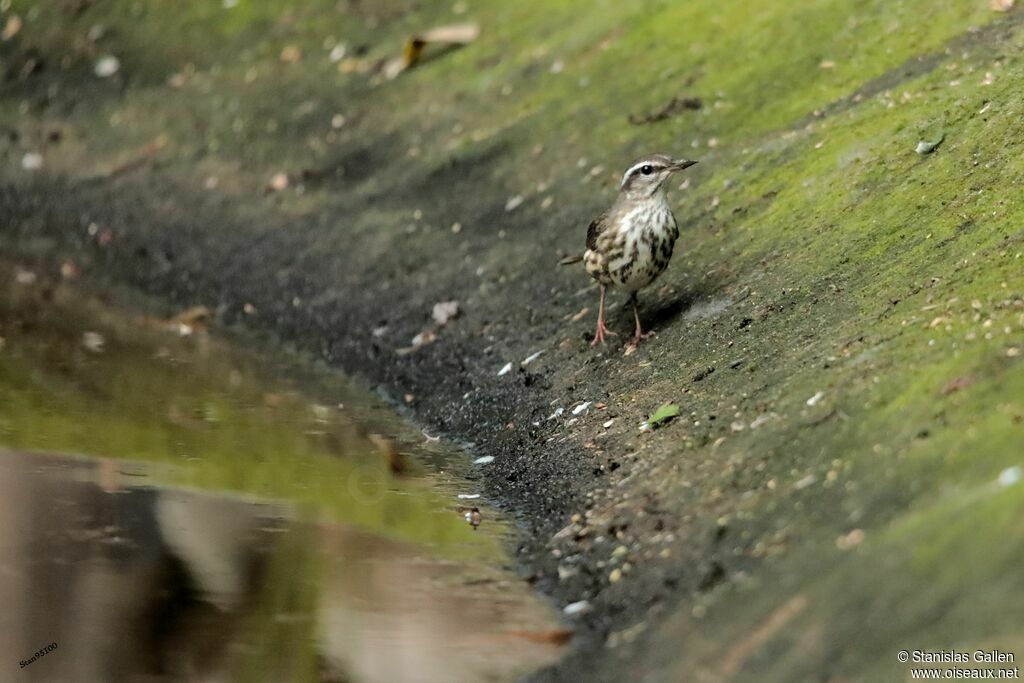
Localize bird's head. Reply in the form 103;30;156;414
619;154;697;200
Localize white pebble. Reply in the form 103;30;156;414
563;600;591;616
94;55;120;78
328;44;347;62
806;391;825;406
21;152;43;170
572;401;591;416
82;331;105;353
14;268;36;285
998;466;1022;487
497;362;512;376
794;473;817;490
472;455;494;465
521;350;544;366
457;493;481;500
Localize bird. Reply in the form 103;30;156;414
565;153;697;346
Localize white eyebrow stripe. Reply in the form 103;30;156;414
620;160;664;188
621;162;647;188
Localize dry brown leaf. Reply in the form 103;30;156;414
396;329;438;355
569;307;590;322
628;95;702;125
417;23;481;44
369;433;406;475
171;306;211;326
2;15;22;41
941;375;974;395
503;629;574;646
385;23;480;79
719;595;809;679
338;57;370;74
279;45;302;64
107;135;168;178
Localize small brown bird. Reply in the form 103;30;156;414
572;153;697;346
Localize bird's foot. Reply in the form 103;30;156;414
628;329;656;348
591;320;618;346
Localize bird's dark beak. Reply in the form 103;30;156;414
671;159;698;171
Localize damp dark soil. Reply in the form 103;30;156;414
2;1;1024;681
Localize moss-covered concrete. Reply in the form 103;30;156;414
2;1;1023;680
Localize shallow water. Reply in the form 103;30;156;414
0;266;566;682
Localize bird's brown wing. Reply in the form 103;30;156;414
586;212;608;252
559;213;607;266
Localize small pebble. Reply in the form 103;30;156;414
472;455;494;465
14;269;36;285
998;466;1021;487
94;55;120;78
521;350;544;366
563;600;591;616
268;172;289;191
432;300;460;326
21;152;43;170
836;528;865;550
794;473;817;490
328;44;347;62
82;331;105;353
497;362;512;376
572;401;591;415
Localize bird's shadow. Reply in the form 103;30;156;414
627;269;732;333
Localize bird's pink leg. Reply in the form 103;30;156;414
591;286;617;346
629;292;655;346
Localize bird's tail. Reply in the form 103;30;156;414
558;254;583;266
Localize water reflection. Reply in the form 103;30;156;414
0;449;565;682
0;265;567;681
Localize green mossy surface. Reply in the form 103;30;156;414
2;1;1023;680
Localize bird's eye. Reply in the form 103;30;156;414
640;165;653;175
